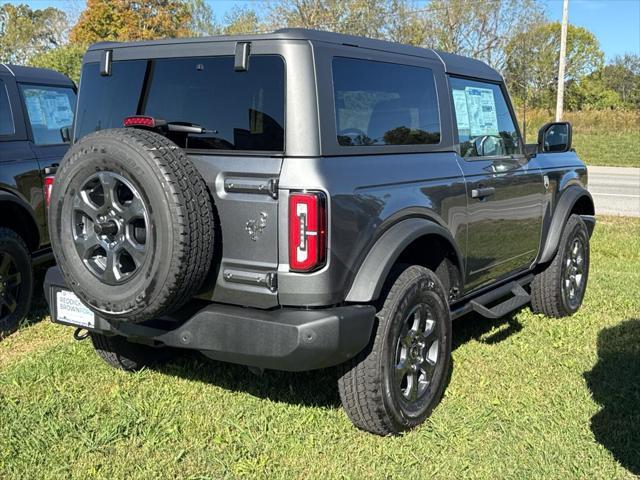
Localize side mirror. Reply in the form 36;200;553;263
60;126;71;144
60;127;71;143
538;122;572;153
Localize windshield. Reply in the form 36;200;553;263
75;55;285;152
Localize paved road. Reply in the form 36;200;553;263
588;166;640;217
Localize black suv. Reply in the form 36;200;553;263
45;30;594;435
0;64;76;332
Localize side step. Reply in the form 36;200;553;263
451;275;533;320
469;283;531;319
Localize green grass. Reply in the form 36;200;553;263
1;217;639;479
522;109;640;168
573;132;640;168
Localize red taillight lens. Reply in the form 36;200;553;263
44;175;55;209
289;192;327;272
123;116;156;128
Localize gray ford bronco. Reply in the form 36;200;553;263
44;29;595;435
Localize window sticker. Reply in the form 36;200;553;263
25;94;46;126
452;89;470;131
24;89;74;130
464;86;499;137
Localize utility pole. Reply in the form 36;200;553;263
555;0;569;121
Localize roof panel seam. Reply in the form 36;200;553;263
0;63;15;76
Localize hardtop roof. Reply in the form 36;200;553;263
1;64;75;87
86;28;502;82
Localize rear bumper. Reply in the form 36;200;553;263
44;267;375;372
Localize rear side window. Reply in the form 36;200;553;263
20;84;76;145
0;79;14;136
332;58;440;147
76;56;285;152
449;77;522;158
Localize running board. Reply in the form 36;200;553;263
469;283;530;319
451;275;533;320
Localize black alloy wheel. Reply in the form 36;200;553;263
72;171;150;285
0;252;21;321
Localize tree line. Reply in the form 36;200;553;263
1;0;638;111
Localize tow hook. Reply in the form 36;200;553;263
73;328;90;341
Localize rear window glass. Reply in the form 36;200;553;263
332;57;440;147
20;84;76;145
76;56;285;152
0;79;15;136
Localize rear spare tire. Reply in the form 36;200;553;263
49;128;214;323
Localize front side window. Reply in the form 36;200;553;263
332;57;440;147
20;84;76;145
449;77;521;158
0;79;14;136
76;56;285;152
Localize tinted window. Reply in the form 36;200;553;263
20;84;76;145
76;56;285;152
0;79;14;136
75;60;147;140
449;77;522;157
332;58;440;147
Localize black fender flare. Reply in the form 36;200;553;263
0;190;41;248
539;186;595;264
345;218;464;303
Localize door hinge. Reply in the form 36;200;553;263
224;177;278;199
223;269;278;292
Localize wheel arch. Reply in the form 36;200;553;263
345;218;464;303
0;191;40;251
539;185;595;264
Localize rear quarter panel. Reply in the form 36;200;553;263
277;153;467;306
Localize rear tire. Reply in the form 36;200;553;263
337;265;452;435
90;332;172;372
531;214;590;318
0;228;33;334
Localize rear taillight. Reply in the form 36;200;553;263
288;192;327;272
44;175;55;209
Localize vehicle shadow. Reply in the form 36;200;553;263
155;309;525;410
452;310;523;350
157;352;343;408
584;318;640;475
0;268;51;341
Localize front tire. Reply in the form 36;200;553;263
338;265;452;435
531;214;590;317
0;228;33;334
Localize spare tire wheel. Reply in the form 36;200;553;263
49;128;214;323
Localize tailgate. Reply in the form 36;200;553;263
191;154;283;308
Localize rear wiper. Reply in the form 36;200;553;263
166;121;218;135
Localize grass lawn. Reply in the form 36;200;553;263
1;217;639;479
573;132;640;168
523;109;640;168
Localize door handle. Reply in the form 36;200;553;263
471;187;496;199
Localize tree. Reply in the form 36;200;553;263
186;0;218;36
222;7;263;35
385;0;427;46
505;22;604;109
29;44;86;82
565;74;621;110
420;0;544;70
0;4;69;64
600;54;640;108
70;0;192;44
265;0;390;39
